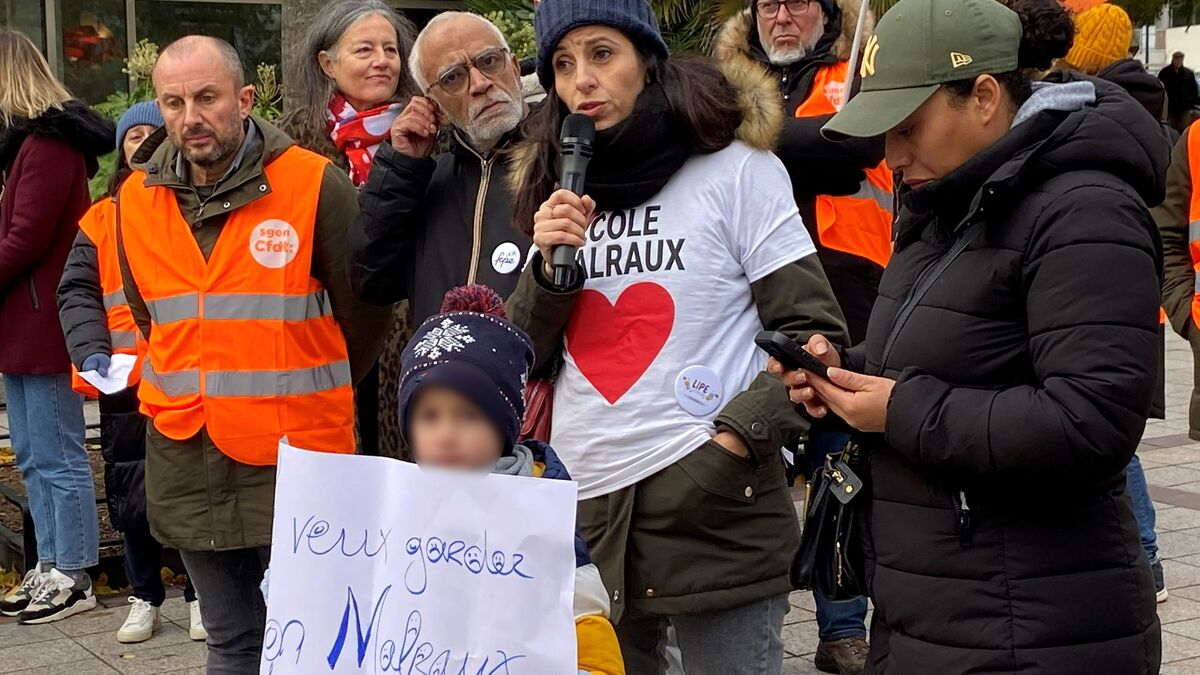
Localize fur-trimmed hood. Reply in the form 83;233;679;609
715;0;870;72
0;100;114;176
506;57;784;197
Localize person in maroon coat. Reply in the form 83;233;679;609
0;30;115;626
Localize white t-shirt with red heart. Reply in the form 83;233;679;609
550;141;818;500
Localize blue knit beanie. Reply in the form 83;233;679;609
398;286;534;454
115;101;164;149
535;0;669;90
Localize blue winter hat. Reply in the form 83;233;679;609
115;101;164;149
535;0;670;90
398;286;535;454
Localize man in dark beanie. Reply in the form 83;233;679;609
714;1;881;673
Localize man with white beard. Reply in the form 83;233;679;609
713;1;889;673
348;12;532;326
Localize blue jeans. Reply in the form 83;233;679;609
4;373;98;571
1126;453;1159;565
809;429;869;641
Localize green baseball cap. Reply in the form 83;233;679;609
822;0;1022;141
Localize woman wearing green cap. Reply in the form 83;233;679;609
777;0;1166;671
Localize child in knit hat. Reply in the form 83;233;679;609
399;285;625;674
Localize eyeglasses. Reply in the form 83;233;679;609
428;47;511;96
757;0;815;17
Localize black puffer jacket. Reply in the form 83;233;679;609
348;131;533;326
846;80;1167;673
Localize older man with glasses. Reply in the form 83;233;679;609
712;0;891;673
349;11;532;330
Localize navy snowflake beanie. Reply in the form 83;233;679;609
398;285;535;454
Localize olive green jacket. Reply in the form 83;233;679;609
117;117;390;551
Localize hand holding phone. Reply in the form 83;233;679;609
755;331;833;379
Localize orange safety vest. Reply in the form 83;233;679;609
1187;125;1200;329
117;146;355;465
70;198;145;398
794;61;895;269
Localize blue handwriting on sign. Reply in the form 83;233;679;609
263;618;305;674
292;515;392;563
403;531;533;595
326;584;525;674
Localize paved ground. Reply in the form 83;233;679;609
5;334;1200;673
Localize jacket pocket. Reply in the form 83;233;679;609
27;277;40;312
677;439;759;505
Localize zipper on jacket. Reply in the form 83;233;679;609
951;490;974;549
466;155;495;285
27;277;40;312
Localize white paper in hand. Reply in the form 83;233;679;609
79;353;137;395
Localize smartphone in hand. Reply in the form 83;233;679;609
755;330;831;380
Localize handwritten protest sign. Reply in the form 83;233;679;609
262;443;579;674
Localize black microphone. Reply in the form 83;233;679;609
552;114;595;288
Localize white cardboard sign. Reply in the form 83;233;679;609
262;443;579;674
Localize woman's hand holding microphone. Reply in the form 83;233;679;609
768;335;896;434
532;189;595;280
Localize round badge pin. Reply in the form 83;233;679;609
675;365;724;417
491;242;522;274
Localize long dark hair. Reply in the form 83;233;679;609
511;53;742;234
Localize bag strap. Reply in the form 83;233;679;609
879;220;986;367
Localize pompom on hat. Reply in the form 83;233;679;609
398;285;534;454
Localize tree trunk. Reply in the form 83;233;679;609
281;0;327;113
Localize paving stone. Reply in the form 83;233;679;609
782;655;823;675
1160;595;1200;625
159;597;190;623
1159;532;1200;559
72;622;193;658
0;638;94;674
99;640;207;675
1164;657;1200;675
0;621;65;648
1163;627;1200;663
1158;509;1200;533
1146;466;1200;488
53;605;132;638
8;660;117;675
782;619;820;658
1162;561;1200;590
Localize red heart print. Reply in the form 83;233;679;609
565;282;675;405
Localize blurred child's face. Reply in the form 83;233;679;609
409;387;504;470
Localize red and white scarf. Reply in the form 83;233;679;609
326;92;403;187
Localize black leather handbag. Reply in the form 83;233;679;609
790;440;869;600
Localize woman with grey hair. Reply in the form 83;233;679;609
279;0;417;186
279;0;418;458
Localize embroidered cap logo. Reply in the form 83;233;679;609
861;35;880;78
950;52;973;68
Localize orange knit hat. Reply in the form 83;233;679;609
1064;3;1134;75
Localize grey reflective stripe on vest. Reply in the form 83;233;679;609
141;361;201;397
1195;274;1200;294
205;360;352;397
146;293;200;325
1190;221;1200;244
203;292;334;321
853;180;894;214
103;289;127;311
110;330;137;349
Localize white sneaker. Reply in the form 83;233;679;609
188;599;207;641
116;597;161;643
17;569;97;625
0;564;47;617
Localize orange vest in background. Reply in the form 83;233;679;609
794;61;895;269
1185;126;1200;329
70;198;144;398
117;146;355;466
